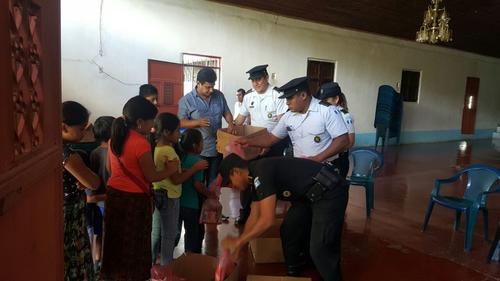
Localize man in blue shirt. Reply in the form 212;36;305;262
178;67;234;185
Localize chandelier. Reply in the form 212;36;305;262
416;0;452;44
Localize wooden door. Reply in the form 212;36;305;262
461;77;480;134
148;59;184;115
307;60;335;98
0;0;63;280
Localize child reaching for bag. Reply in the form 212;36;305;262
151;113;208;265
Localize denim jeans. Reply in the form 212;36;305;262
151;190;180;265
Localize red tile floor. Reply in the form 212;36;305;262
176;139;500;281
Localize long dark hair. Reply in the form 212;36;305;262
153;112;180;141
178;129;203;159
111;96;158;156
150;112;180;154
62;101;89;126
338;93;349;113
175;129;203;160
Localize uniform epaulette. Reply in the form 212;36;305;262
273;86;279;91
246;89;254;94
319;101;331;107
340;109;348;114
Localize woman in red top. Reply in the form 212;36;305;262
100;96;178;281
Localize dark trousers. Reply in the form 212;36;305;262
178;207;203;253
332;151;350;178
202;154;223;187
281;183;349;281
239;137;292;220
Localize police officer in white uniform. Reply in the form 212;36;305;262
237;76;348;165
236;76;349;276
234;64;288;136
319;82;356;178
234;65;290;225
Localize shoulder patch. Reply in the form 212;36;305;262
254;177;261;189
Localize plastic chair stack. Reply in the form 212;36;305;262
421;164;500;251
374;85;403;150
348;148;384;217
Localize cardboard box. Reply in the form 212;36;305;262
247;275;311;281
216;125;267;159
167;253;238;281
249;218;284;264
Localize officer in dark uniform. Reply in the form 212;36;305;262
220;153;349;281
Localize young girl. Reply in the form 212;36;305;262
62;101;101;281
100;96;178;281
321;84;356;178
178;129;213;253
151;113;208;265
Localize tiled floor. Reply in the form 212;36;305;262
177;139;500;281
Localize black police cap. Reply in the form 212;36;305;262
277;77;309;99
246;64;269;80
219;153;248;186
318;82;342;100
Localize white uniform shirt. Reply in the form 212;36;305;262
239;85;287;131
234;101;248;125
337;106;355;134
272;98;348;159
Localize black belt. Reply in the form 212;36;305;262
305;166;341;203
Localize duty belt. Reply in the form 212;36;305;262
305;166;341;203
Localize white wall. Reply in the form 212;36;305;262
61;0;500;137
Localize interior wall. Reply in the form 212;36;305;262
61;0;500;145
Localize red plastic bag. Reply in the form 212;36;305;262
225;140;246;159
215;249;236;281
199;176;223;224
199;198;222;224
151;265;185;281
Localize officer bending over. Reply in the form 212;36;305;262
220;153;349;281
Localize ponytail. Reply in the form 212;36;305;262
110;95;158;157
338;93;349;113
110;117;130;157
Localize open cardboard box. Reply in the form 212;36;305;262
167;253;239;281
249;218;284;263
216;125;267;159
247;276;311;281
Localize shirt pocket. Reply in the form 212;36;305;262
263;100;278;121
305;122;328;143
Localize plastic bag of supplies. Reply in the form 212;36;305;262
215;249;236;281
199;175;223;224
151;264;185;281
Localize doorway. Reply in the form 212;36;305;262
461;77;480;134
148;59;184;115
307;59;335;98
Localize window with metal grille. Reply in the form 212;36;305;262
182;53;221;94
163;82;173;105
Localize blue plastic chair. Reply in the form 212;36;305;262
421;164;500;251
348;148;384;217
